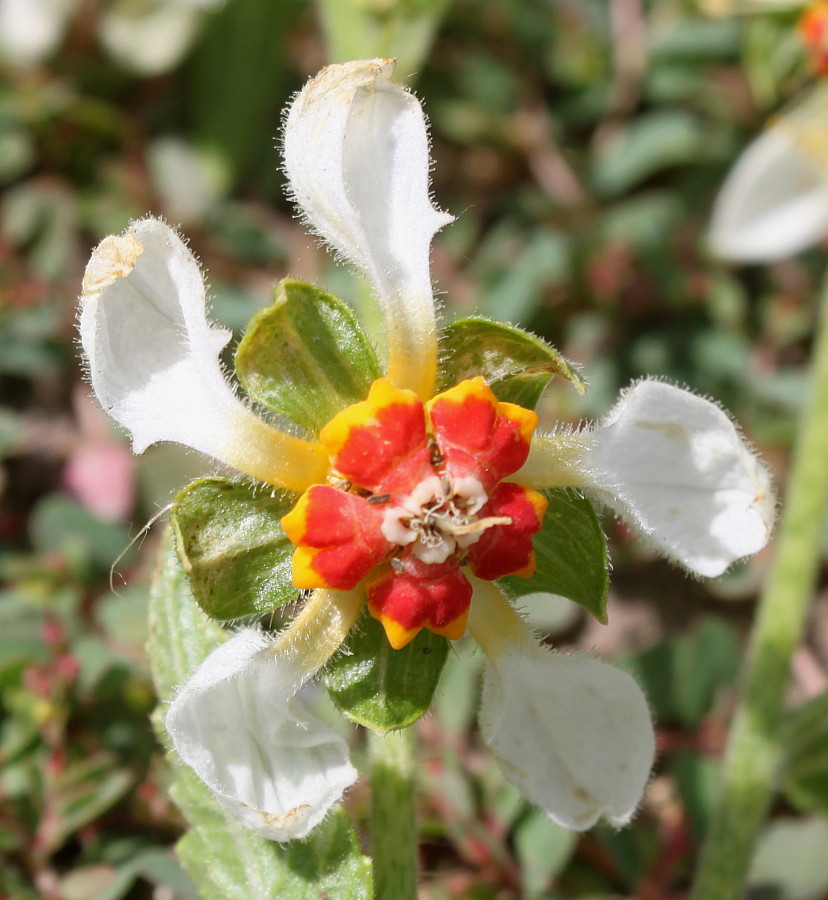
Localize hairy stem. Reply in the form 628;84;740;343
690;278;828;898
370;727;418;900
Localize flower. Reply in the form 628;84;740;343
708;83;828;261
708;7;828;261
0;0;76;66
0;0;220;73
281;376;546;649
80;59;774;839
800;0;828;73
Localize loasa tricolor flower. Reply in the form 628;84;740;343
281;376;546;649
80;59;774;841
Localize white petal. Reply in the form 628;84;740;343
709;91;828;261
283;59;451;397
479;644;654;831
585;380;774;577
79;217;325;488
166;628;357;841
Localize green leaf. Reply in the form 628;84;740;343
501;489;608;624
591;110;708;197
177;804;371;900
147;527;226;702
437;317;584;409
623;618;740;728
235;278;381;433
324;609;449;732
513;808;577;894
672;750;721;841
170;478;298;621
29;495;132;582
47;754;134;852
147;530;372;900
190;0;304;181
782;691;828;817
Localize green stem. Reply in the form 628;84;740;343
370;728;418;900
690;278;828;899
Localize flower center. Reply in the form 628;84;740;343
379;474;512;565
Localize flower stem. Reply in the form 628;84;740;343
370;727;417;900
689;277;828;899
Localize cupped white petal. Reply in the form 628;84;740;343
166;628;357;841
79;217;327;489
585;380;774;577
468;580;654;831
283;59;452;398
709;87;828;262
481;648;654;830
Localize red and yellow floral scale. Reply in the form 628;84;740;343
281;377;548;649
800;1;828;74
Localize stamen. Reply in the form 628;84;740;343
380;470;498;565
450;516;512;536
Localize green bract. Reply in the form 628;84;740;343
324;611;449;731
438;316;586;407
236;279;381;433
502;489;609;625
171;479;297;620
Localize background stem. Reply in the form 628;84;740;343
315;0;451;83
689;278;828;898
370;728;418;900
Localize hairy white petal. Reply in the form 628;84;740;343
586;380;774;577
79;217;322;487
283;59;451;396
479;644;654;831
709;89;828;261
166;629;357;841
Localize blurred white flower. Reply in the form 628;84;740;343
0;0;223;73
707;0;828;263
98;0;205;76
0;0;76;66
709;85;828;261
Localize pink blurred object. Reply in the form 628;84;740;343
62;388;136;520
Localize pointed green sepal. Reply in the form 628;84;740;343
438;317;585;409
324;609;449;732
502;488;608;624
235;278;381;433
170;477;298;621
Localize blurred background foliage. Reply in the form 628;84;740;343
2;0;828;897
